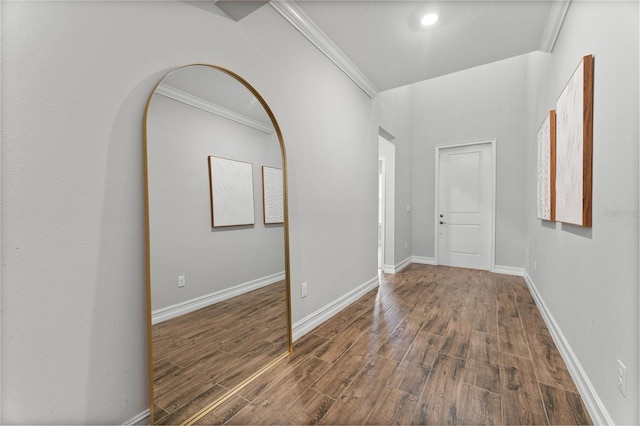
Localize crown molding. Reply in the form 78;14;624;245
270;0;379;98
155;84;274;134
539;0;571;53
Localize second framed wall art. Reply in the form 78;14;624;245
262;166;284;224
537;110;556;221
536;54;594;228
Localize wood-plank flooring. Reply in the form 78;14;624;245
190;264;592;425
152;281;289;424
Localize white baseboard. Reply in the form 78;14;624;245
292;275;379;341
381;257;413;274
410;259;522;275
523;271;613;426
394;257;412;273
412;256;436;265
494;265;525;276
152;271;286;325
382;257;411;274
122;408;149;425
381;264;396;274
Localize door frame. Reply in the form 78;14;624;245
378;134;396;274
378;158;386;270
434;139;497;271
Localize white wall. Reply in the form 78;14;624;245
1;2;377;423
147;94;284;311
525;2;639;424
409;55;529;268
7;1;635;424
238;6;379;323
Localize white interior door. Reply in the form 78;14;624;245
437;142;494;270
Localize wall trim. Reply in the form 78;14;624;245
381;257;412;274
412;256;436;265
381;264;395;274
122;409;150;426
152;271;286;325
269;0;379;98
155;83;274;134
389;257;412;274
394;257;412;273
412;259;524;276
292;275;379;341
493;265;525;277
539;0;572;53
523;271;614;426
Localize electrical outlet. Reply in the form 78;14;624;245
534;260;537;272
178;275;186;288
405;242;408;249
300;282;308;298
617;360;627;397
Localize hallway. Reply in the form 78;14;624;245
191;264;592;425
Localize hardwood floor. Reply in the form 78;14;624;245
152;281;289;424
162;264;593;425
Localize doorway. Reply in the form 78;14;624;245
379;135;395;273
435;140;495;271
378;159;385;270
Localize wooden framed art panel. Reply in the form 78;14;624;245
262;166;284;224
555;54;594;227
208;156;255;227
537;110;556;221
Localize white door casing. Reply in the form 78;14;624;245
379;135;395;273
378;158;385;269
435;140;495;271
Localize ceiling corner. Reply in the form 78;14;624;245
539;0;572;53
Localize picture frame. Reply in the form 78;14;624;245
208;156;255;227
555;54;594;227
262;166;284;224
536;110;556;221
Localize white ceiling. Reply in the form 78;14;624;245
208;0;567;95
293;1;555;92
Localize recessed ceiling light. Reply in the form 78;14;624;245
421;13;438;26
